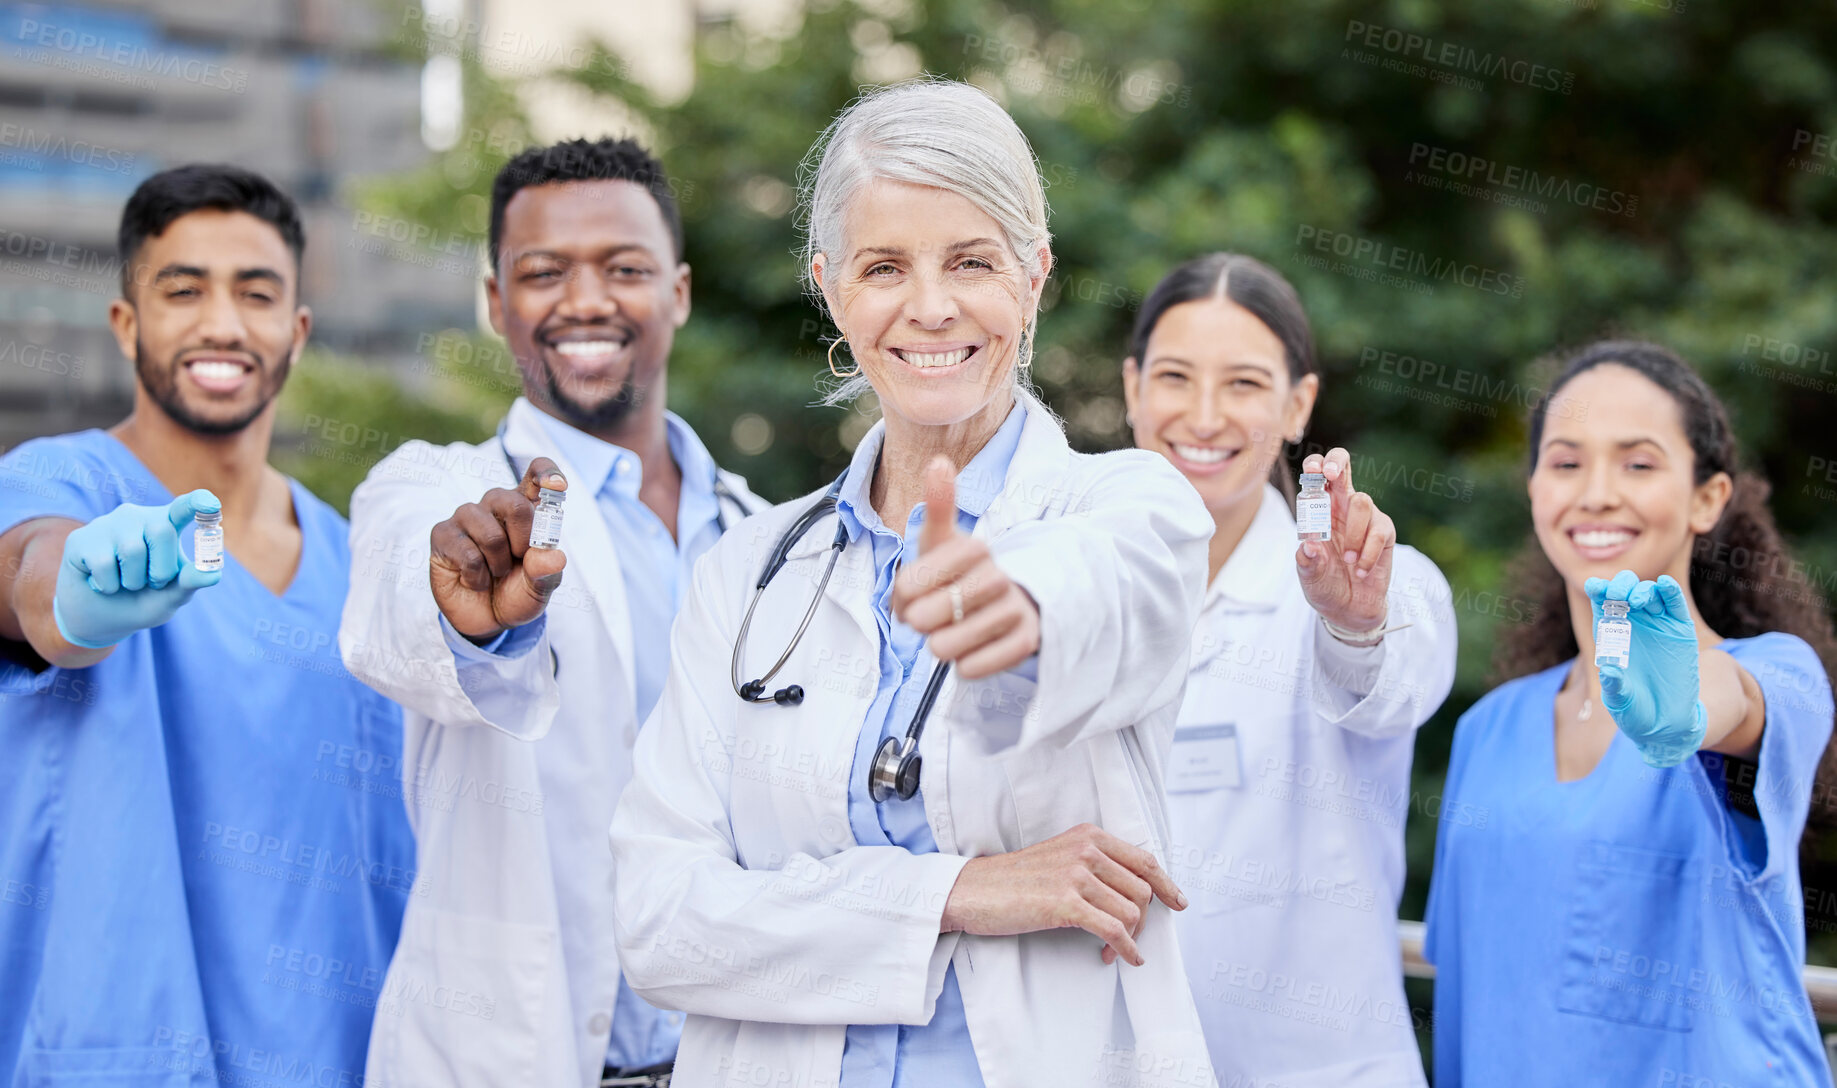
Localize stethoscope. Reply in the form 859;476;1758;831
495;422;756;685
496;423;753;532
729;477;949;803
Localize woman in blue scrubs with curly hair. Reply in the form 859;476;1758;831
1424;339;1837;1086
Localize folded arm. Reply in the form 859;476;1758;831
610;552;967;1025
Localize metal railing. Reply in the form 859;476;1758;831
1395;919;1837;1022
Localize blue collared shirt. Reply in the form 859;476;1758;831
833;401;1027;1088
529;410;725;731
444;408;727;1069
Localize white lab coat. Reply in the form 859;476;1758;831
608;396;1220;1088
1168;484;1456;1087
338;396;761;1088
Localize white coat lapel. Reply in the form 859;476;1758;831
927;396;1075;853
502;398;637;701
977;391;1075;536
807;511;881;665
775;473;881;657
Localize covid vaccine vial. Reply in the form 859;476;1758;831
194;509;224;572
529;487;565;549
1296;472;1330;542
1595;600;1631;669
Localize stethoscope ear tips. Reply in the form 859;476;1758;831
740;679;804;705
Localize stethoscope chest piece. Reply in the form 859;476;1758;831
734;474;954;808
869;736;922;803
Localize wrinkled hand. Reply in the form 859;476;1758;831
429;457;568;642
1295;447;1395;635
940;823;1187;967
53;490;223;649
1586;569;1707;768
891;457;1040;680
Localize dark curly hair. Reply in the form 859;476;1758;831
488;136;683;268
1493;340;1837;830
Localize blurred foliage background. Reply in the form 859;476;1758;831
274;0;1837;1057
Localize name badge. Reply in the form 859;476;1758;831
1168;723;1241;792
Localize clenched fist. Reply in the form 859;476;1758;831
430;457;568;643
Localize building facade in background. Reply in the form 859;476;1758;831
0;0;473;447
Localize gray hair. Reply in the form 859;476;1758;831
799;79;1052;405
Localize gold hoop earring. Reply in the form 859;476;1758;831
827;338;860;379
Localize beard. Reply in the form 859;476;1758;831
136;339;289;436
538;360;644;432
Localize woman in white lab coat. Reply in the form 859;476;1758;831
1121;254;1458;1087
609;80;1218;1088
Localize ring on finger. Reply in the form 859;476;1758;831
948;583;965;625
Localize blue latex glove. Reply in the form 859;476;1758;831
52;490;223;650
1584;569;1708;768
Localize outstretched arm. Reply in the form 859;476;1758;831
1;491;222;671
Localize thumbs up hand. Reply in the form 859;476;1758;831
892;457;1041;680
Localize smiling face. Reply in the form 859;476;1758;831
1529;363;1731;593
487;179;689;433
108;208;308;435
813;179;1044;436
1123;298;1317;515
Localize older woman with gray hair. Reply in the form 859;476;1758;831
609;79;1218;1088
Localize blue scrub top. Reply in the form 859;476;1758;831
831;402;1028;1088
0;431;413;1085
1424;633;1834;1087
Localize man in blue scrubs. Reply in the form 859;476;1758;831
0;165;413;1083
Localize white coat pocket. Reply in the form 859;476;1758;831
1167;787;1263;918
